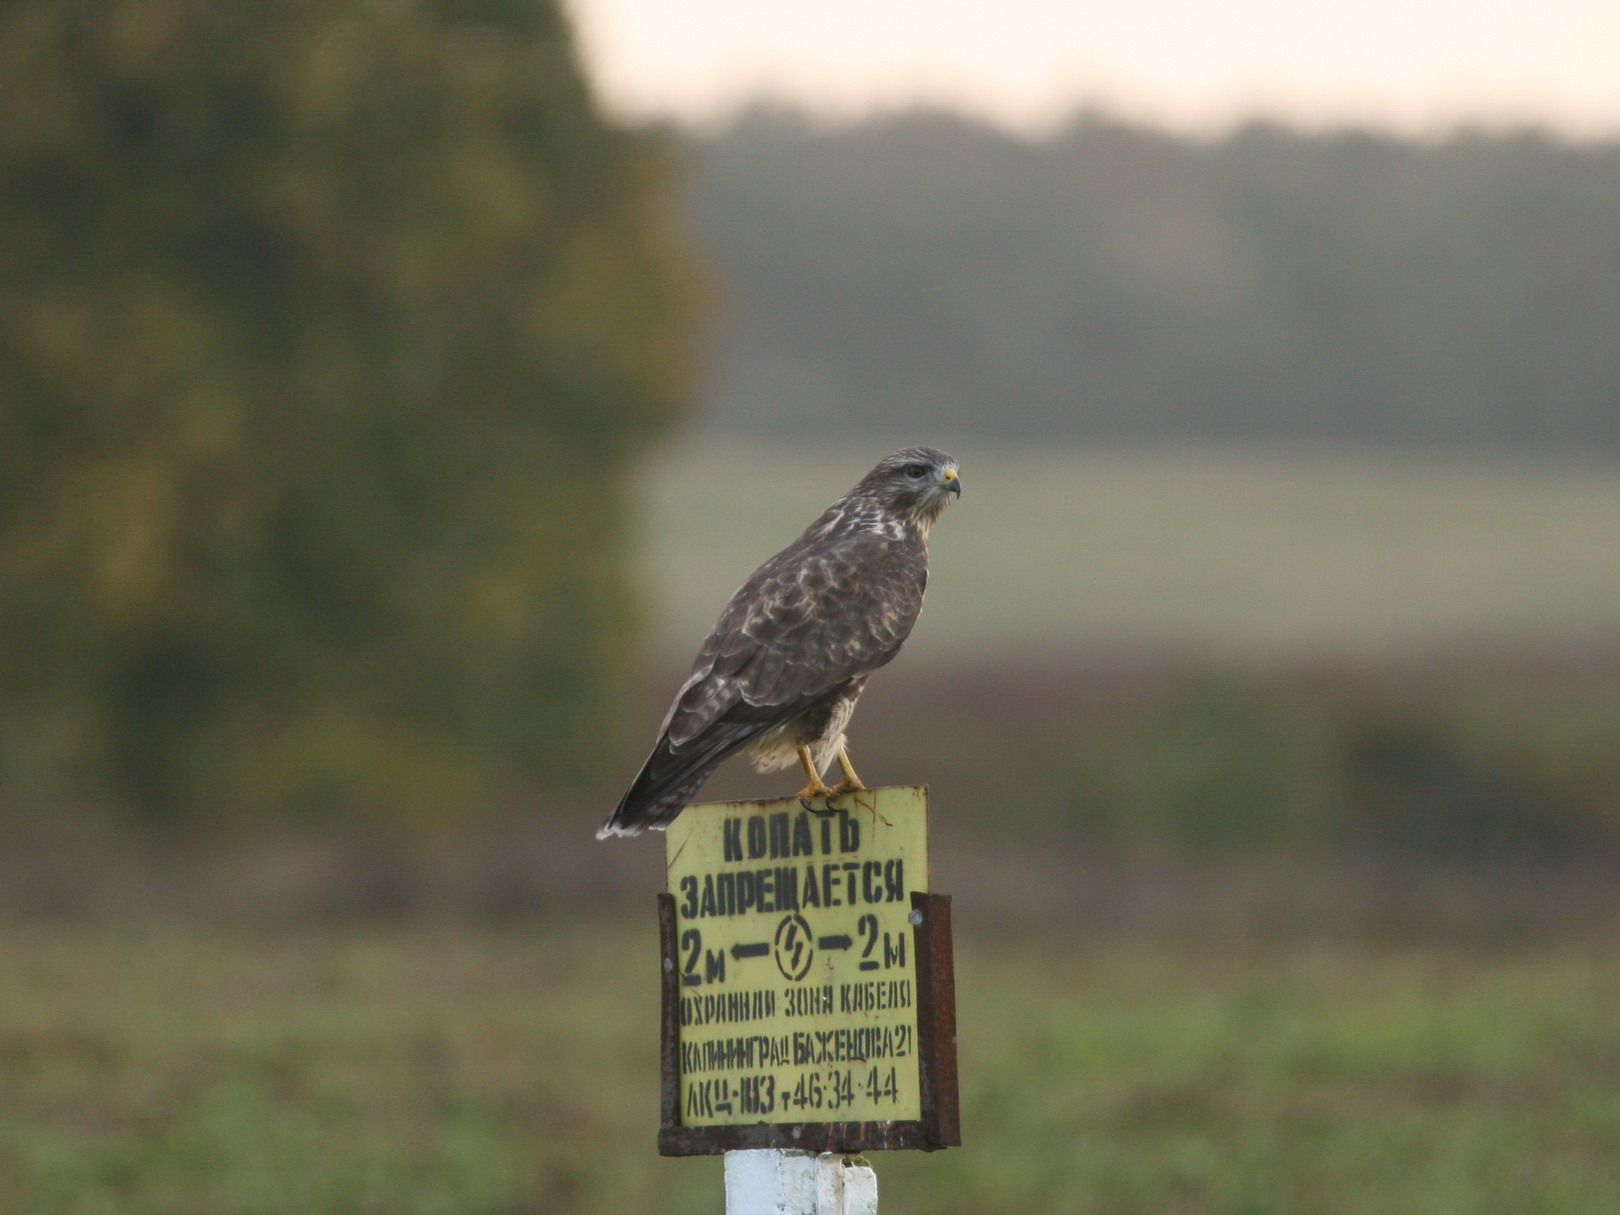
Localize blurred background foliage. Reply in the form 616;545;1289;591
0;0;699;829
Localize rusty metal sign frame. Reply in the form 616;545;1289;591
657;889;960;1156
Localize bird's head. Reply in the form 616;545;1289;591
854;447;962;533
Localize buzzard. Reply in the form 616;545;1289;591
597;447;962;838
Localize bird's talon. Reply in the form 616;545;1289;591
793;745;839;805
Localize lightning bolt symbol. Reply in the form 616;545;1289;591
788;923;805;972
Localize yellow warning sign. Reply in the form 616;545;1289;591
664;786;928;1127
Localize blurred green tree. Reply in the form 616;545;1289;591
0;0;699;827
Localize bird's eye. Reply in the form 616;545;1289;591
903;463;929;478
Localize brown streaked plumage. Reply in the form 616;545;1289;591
596;447;962;838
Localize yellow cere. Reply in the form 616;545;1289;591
665;786;929;1127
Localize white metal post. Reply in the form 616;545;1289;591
724;1149;878;1215
816;1153;878;1214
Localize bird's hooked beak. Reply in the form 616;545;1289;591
939;466;961;497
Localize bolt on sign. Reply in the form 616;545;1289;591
657;785;960;1155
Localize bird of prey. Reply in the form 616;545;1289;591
597;447;962;838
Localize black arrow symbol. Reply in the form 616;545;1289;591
731;942;769;960
817;934;853;950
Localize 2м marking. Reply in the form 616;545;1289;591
680;928;728;987
857;914;906;972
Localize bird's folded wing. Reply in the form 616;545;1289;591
663;528;924;750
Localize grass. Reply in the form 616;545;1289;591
2;920;1617;1214
636;439;1620;660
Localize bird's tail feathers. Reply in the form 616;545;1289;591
595;722;764;839
594;817;666;840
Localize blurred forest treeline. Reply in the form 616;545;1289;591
0;0;698;829
687;107;1620;448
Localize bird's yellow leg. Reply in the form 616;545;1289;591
794;745;836;801
828;743;867;795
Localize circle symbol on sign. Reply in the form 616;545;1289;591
773;913;814;981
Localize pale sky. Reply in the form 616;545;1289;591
565;0;1620;137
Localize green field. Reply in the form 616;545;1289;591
4;921;1617;1214
637;440;1620;659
